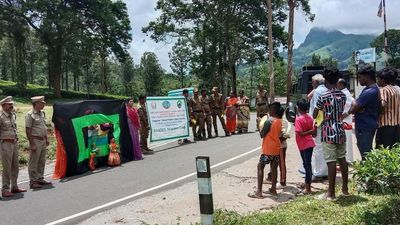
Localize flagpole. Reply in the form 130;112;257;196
383;0;388;66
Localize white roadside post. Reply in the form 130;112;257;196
196;156;214;225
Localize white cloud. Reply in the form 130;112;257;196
125;0;400;70
294;0;400;47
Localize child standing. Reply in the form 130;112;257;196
248;102;282;198
295;99;316;194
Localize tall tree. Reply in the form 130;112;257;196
169;38;191;88
1;0;132;97
371;29;400;68
144;0;287;95
286;0;314;103
265;0;275;102
140;52;164;96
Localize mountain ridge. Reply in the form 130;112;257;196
289;27;377;69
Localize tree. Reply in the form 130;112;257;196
1;0;132;97
169;38;191;88
371;29;400;68
143;0;288;96
140;52;164;96
310;53;321;66
121;56;135;96
286;0;314;103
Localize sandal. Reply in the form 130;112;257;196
262;188;278;196
247;191;266;199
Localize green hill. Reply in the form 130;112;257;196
288;27;376;69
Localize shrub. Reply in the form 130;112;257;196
353;145;400;195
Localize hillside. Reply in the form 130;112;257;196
287;27;376;69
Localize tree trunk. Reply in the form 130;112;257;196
100;54;108;93
65;64;69;91
15;35;27;88
249;60;254;107
1;52;7;80
29;53;34;84
266;0;275;102
286;0;296;104
48;44;63;97
10;43;16;82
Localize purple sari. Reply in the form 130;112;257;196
127;107;143;160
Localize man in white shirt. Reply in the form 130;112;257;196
337;79;355;163
308;74;328;180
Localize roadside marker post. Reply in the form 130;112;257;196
196;156;214;225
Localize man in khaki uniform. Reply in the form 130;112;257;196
138;95;154;155
200;89;212;139
189;88;204;140
0;96;27;197
26;96;52;189
210;87;228;136
255;84;269;130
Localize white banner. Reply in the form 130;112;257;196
146;96;190;142
355;48;376;65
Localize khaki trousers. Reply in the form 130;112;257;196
211;109;227;135
192;112;205;138
28;139;47;183
1;140;19;191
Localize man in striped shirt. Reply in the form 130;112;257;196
376;67;400;148
313;68;348;200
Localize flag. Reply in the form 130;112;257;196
377;0;383;17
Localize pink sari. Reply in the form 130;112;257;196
126;106;143;160
225;97;238;133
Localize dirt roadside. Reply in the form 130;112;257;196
77;132;361;225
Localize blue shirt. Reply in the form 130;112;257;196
355;84;380;130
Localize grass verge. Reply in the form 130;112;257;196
213;188;400;225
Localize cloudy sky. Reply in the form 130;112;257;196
125;0;400;70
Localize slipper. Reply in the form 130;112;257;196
247;191;266;199
262;188;278;196
316;193;335;201
340;192;351;197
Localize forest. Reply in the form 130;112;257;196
0;0;315;100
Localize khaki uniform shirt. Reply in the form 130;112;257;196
25;109;47;137
138;104;149;129
200;95;211;113
190;96;203;112
0;111;17;139
256;90;268;106
210;93;224;110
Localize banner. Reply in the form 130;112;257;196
355;48;376;65
146;96;190;142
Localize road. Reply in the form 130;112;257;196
0;114;261;225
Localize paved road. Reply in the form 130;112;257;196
0;114;261;225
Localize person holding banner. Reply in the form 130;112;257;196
225;91;238;135
189;88;205;140
138;95;154;155
200;89;213;139
210;87;228;137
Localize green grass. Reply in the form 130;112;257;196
213;188;400;225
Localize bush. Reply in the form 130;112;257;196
353;145;400;195
0;80;128;101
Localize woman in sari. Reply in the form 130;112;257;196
126;98;143;160
237;90;250;133
225;91;238;135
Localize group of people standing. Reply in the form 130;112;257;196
250;65;399;200
0;95;52;199
183;87;252;141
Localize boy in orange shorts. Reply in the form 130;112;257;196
248;102;282;198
